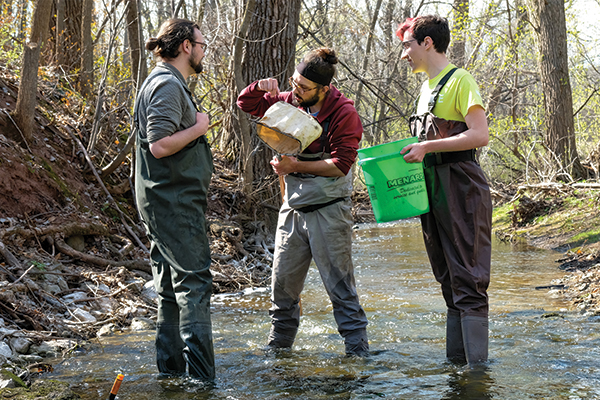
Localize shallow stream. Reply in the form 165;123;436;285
48;220;600;399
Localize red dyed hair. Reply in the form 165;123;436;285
396;17;416;40
396;15;450;53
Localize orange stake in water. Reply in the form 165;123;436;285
108;374;124;400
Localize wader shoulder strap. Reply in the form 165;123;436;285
426;67;458;112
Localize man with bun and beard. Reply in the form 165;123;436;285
134;18;215;381
237;48;369;356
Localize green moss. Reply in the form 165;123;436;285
493;188;600;250
571;229;600;246
0;379;81;399
1;368;27;388
492;203;513;229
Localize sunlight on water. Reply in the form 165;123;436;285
48;220;600;399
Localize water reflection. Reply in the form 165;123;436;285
442;367;495;400
48;220;600;399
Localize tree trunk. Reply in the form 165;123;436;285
526;0;585;180
450;0;469;67
224;0;301;195
55;0;66;66
18;0;27;41
13;0;53;142
125;0;147;90
197;0;207;22
140;1;155;37
243;0;301;187
156;0;167;27
80;0;94;98
51;0;83;71
316;0;331;46
373;0;397;145
355;0;384;137
225;0;256;195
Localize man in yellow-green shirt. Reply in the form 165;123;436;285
397;15;492;367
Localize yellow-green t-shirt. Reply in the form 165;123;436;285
415;63;484;122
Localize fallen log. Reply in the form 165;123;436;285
53;236;151;273
1;221;109;241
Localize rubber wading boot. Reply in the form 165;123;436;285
180;323;215;381
155;323;186;375
446;310;466;364
461;316;489;367
345;338;370;357
344;329;369;357
266;326;297;349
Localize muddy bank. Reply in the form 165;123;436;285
492;182;600;314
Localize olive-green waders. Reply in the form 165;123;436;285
136;134;215;380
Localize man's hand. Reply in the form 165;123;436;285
270;155;297;176
257;78;280;98
195;112;210;137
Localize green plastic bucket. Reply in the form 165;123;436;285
357;137;429;223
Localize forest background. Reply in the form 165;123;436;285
5;0;600;193
1;0;600;343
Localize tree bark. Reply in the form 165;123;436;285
450;0;469;67
18;0;27;40
372;0;397;145
526;0;585;180
226;0;256;194
49;0;83;71
80;0;94;98
13;0;53;142
236;0;302;193
125;0;147;90
355;0;384;133
55;0;66;66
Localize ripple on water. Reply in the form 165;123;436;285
47;221;600;399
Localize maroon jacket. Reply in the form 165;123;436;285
236;81;363;175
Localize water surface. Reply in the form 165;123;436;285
49;220;600;399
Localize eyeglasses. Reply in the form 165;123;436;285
288;77;318;94
192;41;208;52
401;39;416;50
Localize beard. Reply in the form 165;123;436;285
189;55;203;74
293;91;320;108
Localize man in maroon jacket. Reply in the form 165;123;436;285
237;47;369;356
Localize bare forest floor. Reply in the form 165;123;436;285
0;67;600;393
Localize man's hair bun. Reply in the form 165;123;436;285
315;48;338;65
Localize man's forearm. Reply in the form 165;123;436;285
149;124;206;159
